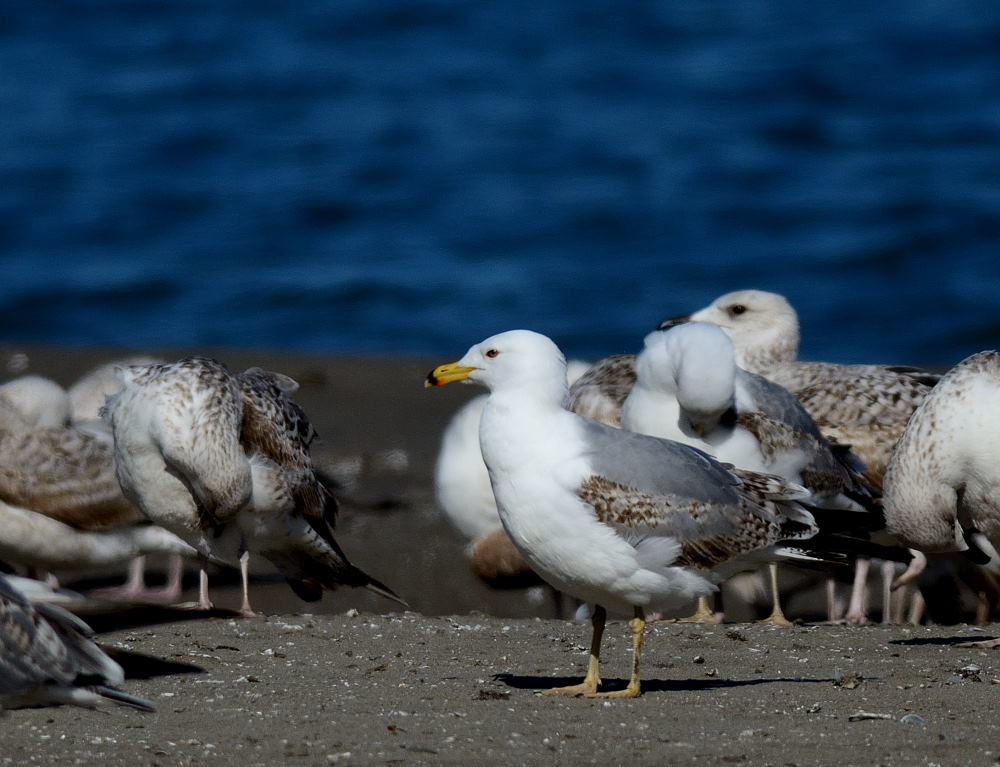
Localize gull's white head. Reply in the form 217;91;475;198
0;375;71;428
658;289;799;370
638;323;736;432
426;330;568;401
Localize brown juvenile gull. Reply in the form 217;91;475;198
0;573;154;711
427;330;817;698
0;386;137;531
883;350;1000;648
620;323;881;625
102;356;404;615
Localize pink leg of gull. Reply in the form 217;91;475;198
880;560;896;625
198;566;213;610
238;550;258;617
844;557;870;626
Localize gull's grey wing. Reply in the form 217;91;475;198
578;417;743;504
573;418;812;570
736;369;825;439
735;371;873;500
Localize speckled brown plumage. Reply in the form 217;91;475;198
884;350;1000;554
104;356;403;610
0;402;138;530
579;468;813;571
238;367;327;521
565;354;636;426
466;527;541;588
0;574;154;710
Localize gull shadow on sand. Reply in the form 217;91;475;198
494;673;834;694
102;647;205;680
82;605;244;633
890;635;997;647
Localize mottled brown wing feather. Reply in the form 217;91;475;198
565;355;636;427
238;369;326;519
0;428;138;529
578;473;800;571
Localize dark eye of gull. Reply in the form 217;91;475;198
729;304;747;316
485;349;500;358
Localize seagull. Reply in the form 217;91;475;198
0;381;138;532
427;330;817;698
883;350;1000;648
0;375;71;428
569;289;933;624
656;290;939;489
0;391;202;599
657;290;941;624
0;573;154;711
434;361;594;598
619;323;880;625
0;500;198;574
102;356;404;615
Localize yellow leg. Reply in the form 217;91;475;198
543;605;605;696
757;563;793;627
584;606;644;699
679;595;722;624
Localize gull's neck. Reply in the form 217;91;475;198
732;324;800;372
478;377;569;473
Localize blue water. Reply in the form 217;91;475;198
1;1;999;365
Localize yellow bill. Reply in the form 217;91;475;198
425;362;477;387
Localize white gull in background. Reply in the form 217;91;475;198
0;573;154;711
103;356;404;615
427;330;817;698
0;500;197;575
620;323;882;625
0;375;71;428
883;350;1000;648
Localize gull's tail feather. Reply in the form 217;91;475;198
93;685;156;712
251;510;407;609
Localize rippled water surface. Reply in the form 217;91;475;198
2;1;998;364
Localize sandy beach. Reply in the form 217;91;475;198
2;343;998;766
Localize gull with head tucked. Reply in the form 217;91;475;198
427;330;816;698
570;289;935;624
102;356;404;615
620;322;882;624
